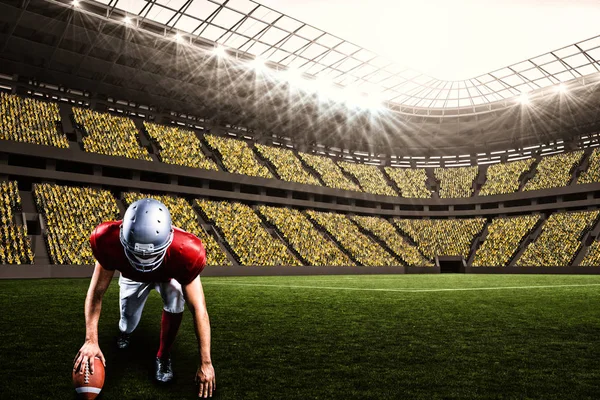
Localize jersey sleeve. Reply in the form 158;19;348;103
175;237;206;286
89;222;117;271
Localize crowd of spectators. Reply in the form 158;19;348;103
517;210;600;266
0;180;34;264
204;135;273;179
524;151;584;191
255;144;322;186
434;166;479;198
72;107;152;161
472;215;540;267
395;218;485;259
578;148;600;185
580;240;600;266
144;122;218;171
123;192;230;266
351;215;432;266
337;162;398;196
257;205;353;266
196;199;300;266
34;183;120;265
479;158;535;196
0;93;68;148
298;153;362;192
306;210;398;266
384;167;431;198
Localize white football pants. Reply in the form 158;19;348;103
118;274;185;334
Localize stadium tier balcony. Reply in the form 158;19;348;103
143;122;218;171
383;167;431;198
350;215;432;266
306;210;398;266
204;135;273;179
123;193;230;267
337;161;397;196
580;240;600;266
257;205;353;266
0;180;34;265
523;151;583;191
255;144;322;186
434;166;479;198
298;153;362;192
578;148;600;185
72;107;152;161
516;210;600;266
0;93;68;148
395;218;486;260
472;215;540;267
479;158;535;196
196;199;300;266
34;183;120;265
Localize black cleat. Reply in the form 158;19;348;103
116;332;131;350
155;357;174;383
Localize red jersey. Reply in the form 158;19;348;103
90;220;206;285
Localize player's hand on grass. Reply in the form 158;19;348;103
195;362;215;398
73;341;106;375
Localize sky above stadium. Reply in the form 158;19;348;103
259;0;600;80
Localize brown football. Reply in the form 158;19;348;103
72;357;105;399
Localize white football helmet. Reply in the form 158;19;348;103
119;198;174;272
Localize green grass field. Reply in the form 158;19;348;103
1;274;600;399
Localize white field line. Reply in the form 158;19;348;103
203;282;600;293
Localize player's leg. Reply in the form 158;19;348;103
153;279;185;383
117;274;152;348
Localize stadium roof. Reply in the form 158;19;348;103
90;0;600;110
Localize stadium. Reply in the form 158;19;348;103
1;0;600;398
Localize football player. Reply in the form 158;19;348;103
73;198;216;398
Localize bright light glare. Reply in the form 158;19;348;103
214;46;226;57
555;84;567;93
251;57;266;71
282;68;303;86
72;0;80;7
174;32;183;42
123;16;132;24
519;93;529;105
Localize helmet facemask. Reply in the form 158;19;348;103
120;228;173;272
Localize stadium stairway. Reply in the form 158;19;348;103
252;145;283;181
570;148;593;185
304;212;363;266
195;132;225;171
466;220;490;266
380;168;403;197
348;216;406;267
508;214;547;266
472;165;488;197
572;212;600;266
295;151;327;187
518;156;541;191
425;169;440;199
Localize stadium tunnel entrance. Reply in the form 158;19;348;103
437;256;466;273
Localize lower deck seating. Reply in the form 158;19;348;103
351;215;432;266
306;210;398;266
34;183;120;265
196;200;300;266
516;210;600;266
472;215;540;266
580;240;600;266
395;218;486;260
0;181;34;264
257;205;354;266
123;192;231;267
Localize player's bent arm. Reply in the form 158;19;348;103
73;261;114;375
182;276;216;398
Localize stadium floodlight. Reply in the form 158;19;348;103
555;84;567;93
174;32;183;42
123;16;132;25
518;92;529;105
282;68;303;86
213;46;226;57
250;56;266;72
72;0;80;7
